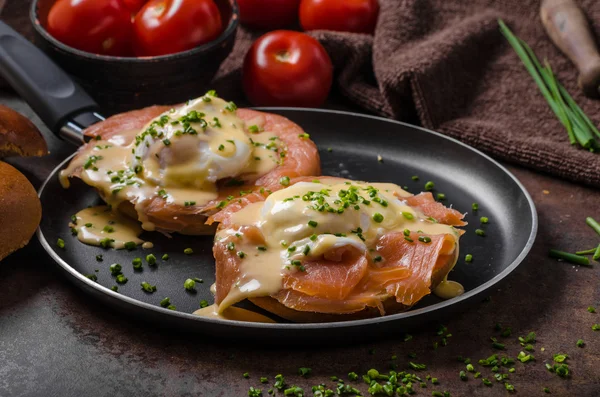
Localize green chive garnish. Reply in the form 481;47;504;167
424;181;434;191
56;238;65;249
146;254;156;265
402;212;414;220
499;19;600;150
184;248;193;255
184;278;196;291
475;229;486;237
549;249;591;266
140;281;156;293
373;213;384;223
465;254;473;263
160;297;171;308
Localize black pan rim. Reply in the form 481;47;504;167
36;108;538;330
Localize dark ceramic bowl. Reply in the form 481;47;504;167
30;0;238;114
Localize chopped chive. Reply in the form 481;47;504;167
184;278;196;291
472;203;479;211
302;245;310;256
549;249;591;266
475;229;486;237
124;241;136;250
465;254;473;262
401;212;414;220
199;300;209;308
418;236;432;243
57;238;65;249
373;213;384;223
594;243;600;261
492;342;505;350
411;175;419;181
132;257;143;270
160;297;171;308
298;367;311;377
85;274;97;282
184;248;193;255
589;306;596;313
161;254;169;260
109;263;122;275
308;220;318;228
146;254;156;265
576;248;597;255
140;282;156;293
577;339;585;347
279;176;290;186
436;193;446;201
480;216;489;224
116;274;128;284
424;181;434;191
585;216;600;235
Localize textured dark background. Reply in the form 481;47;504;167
2;1;600;396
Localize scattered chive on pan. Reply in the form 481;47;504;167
549;249;591;266
499;19;600;151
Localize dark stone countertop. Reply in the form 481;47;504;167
1;2;600;397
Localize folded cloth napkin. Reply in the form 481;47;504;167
213;0;600;188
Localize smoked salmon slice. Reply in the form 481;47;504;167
282;245;369;301
403;192;467;226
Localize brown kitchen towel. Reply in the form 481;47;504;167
213;0;600;188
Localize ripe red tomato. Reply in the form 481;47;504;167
133;0;223;57
47;0;133;56
299;0;379;34
121;0;149;13
237;0;301;30
243;30;333;107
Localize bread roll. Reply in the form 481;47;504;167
0;105;48;157
0;161;42;261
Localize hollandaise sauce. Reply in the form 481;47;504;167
214;179;465;314
60;92;284;235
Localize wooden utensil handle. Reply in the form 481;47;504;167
541;0;600;98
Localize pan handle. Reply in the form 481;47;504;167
0;21;103;144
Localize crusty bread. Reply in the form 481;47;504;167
0;105;48;158
0;161;42;261
249;250;458;323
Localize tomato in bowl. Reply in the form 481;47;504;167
30;0;239;113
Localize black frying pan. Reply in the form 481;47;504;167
0;22;537;343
